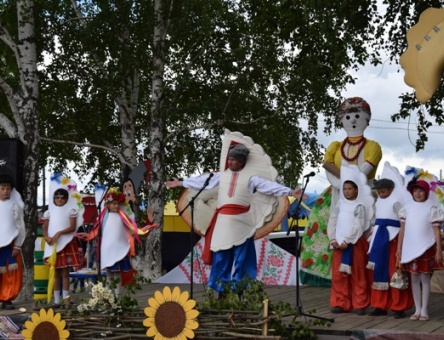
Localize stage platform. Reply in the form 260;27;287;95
2;283;444;339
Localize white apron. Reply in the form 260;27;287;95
44;205;78;259
100;212;130;269
0;200;18;248
211;170;254;251
401;200;436;263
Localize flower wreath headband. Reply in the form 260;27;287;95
104;187;126;203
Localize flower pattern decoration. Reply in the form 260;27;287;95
22;308;69;340
144;286;199;340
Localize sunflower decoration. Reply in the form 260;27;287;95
144;286;199;339
22;308;69;340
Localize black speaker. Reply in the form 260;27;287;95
0;138;24;194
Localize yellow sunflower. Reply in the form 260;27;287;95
144;286;199;340
22;308;69;340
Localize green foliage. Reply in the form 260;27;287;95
380;0;444;150
199;279;330;339
26;0;385;189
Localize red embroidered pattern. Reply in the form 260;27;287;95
228;172;239;197
340;137;366;162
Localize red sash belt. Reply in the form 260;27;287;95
202;204;250;265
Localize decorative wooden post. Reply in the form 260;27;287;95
262;299;269;336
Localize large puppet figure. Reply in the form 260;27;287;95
300;97;382;286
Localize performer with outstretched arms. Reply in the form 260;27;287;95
167;142;300;297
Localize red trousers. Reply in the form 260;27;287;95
0;252;23;302
370;238;414;311
330;236;371;311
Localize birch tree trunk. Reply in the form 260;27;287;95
0;0;39;300
132;0;166;279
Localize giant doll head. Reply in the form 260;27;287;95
338;97;371;138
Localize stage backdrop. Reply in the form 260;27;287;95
155;236;298;286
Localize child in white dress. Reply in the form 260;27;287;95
397;178;444;321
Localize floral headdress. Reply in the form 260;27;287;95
337;97;371;121
405;166;444;202
407;176;430;199
104;187;126;203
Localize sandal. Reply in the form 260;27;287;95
409;314;420;321
419;315;429;321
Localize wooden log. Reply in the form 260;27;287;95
262;299;269;336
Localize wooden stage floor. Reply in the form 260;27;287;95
3;282;444;338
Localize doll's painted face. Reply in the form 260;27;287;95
341;111;370;137
123;179;136;204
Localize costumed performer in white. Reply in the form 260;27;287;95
80;186;157;296
328;165;374;315
300;97;382;287
43;173;84;307
0;173;25;310
366;162;413;318
166;143;300;297
397;168;444;321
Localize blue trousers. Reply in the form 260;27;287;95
208;236;257;293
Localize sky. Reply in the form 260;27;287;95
303;59;444;195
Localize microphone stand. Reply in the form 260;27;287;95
179;175;212;299
287;175;334;323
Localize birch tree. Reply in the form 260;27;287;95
0;0;39;299
36;0;383;280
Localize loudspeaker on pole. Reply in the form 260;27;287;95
0;138;24;194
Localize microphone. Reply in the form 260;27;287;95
204;172;214;186
303;171;316;178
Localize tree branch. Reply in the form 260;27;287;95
163;0;174;41
0;74;24;133
0;23;23;82
40;136;130;166
0;111;18;137
165;108;280;141
70;0;108;79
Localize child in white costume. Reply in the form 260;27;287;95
328;165;374;315
0;174;25;310
43;173;84;307
82;186;156;296
397;169;444;321
367;161;413;318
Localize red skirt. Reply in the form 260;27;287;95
402;244;444;274
48;239;82;269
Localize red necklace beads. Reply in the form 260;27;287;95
341;137;366;162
